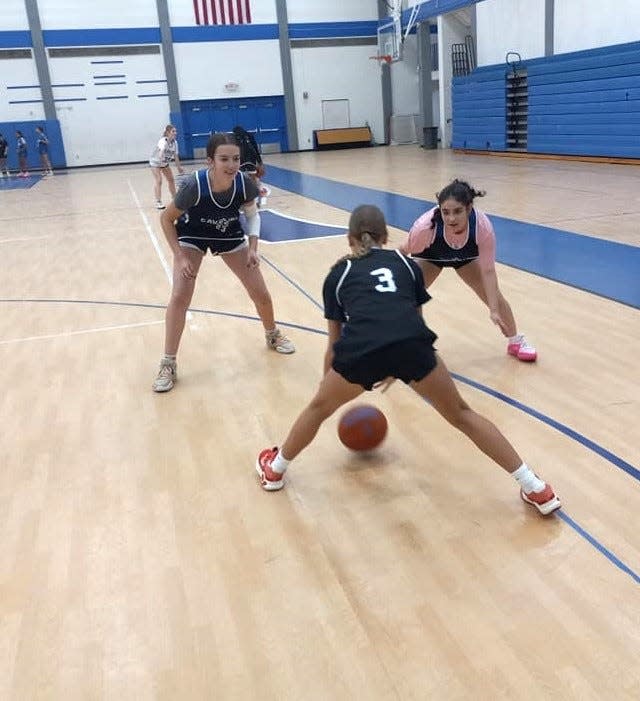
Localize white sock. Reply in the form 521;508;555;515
272;451;290;474
512;463;545;494
163;354;176;363
508;333;523;344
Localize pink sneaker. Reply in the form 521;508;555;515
520;483;561;515
256;447;285;491
507;336;537;362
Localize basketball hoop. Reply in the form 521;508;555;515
370;54;392;65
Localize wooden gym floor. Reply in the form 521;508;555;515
0;145;638;700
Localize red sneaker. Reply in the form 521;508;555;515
256;447;285;491
520;483;561;515
507;336;537;362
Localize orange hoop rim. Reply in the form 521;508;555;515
369;54;392;65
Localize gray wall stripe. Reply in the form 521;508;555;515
24;0;55;120
156;0;181;114
276;0;299;151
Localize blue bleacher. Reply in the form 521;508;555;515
452;40;640;158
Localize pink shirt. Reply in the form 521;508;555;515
403;206;496;268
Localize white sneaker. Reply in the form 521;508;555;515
155;200;165;210
153;359;177;392
265;328;295;354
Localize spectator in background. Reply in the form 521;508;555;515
35;126;53;176
16;131;28;178
0;132;9;177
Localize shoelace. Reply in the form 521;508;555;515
273;334;291;348
158;364;174;378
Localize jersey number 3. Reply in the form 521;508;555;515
370;267;397;293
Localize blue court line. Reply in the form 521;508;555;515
1;295;638;584
453;374;640;481
556;512;640;584
264;164;640;309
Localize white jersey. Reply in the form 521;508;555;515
149;136;178;167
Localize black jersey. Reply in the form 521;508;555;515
176;168;253;247
414;207;479;264
323;248;437;363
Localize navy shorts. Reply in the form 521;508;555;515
178;237;247;255
332;338;438;391
413;257;474;270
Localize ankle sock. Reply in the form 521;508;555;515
271;451;290;474
512;463;545;493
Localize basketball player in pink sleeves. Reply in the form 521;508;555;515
402;180;537;361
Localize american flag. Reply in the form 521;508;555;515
193;0;252;25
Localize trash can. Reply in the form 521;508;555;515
422;126;438;149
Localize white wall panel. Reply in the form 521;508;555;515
286;0;377;22
0;58;46;122
174;40;283;100
1;0;29;30
48;52;169;165
555;0;640;54
476;0;545;66
291;45;383;149
37;0;159;30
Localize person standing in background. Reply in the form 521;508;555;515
0;133;9;177
232;125;270;206
16;131;28;178
35;126;53;176
149;124;184;210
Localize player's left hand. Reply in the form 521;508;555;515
247;250;260;268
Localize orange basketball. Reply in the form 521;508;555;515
338;404;388;451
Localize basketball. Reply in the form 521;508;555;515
338;404;388;451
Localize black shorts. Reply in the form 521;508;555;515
178;237;247;255
413;257;474;270
332;338;438;391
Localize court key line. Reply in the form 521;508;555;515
2;295;638;585
0;318;164;345
0;235;52;244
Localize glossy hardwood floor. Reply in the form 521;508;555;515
0;146;639;700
